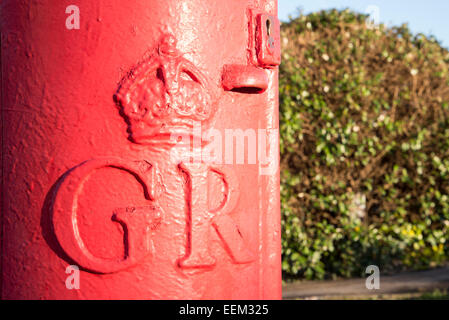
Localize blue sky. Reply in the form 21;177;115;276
278;0;449;49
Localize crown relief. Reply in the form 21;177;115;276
114;34;215;145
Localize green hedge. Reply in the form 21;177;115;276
280;9;449;280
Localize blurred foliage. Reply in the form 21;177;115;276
413;289;449;300
280;9;449;280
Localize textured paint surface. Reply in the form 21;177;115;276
1;0;281;299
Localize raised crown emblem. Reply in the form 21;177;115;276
114;34;214;144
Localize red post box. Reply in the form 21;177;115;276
1;0;280;299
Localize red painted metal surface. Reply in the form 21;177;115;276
1;0;281;299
